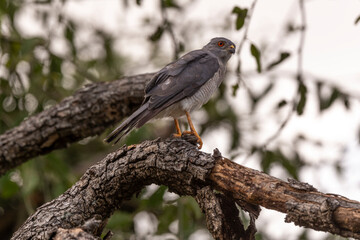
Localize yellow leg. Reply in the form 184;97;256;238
173;118;182;138
182;111;203;149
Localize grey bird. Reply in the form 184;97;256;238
105;37;235;149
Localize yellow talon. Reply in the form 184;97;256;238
183;112;203;149
172;113;203;149
173;118;182;138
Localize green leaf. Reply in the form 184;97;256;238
319;88;339;111
178;41;185;52
355;15;360;25
178;197;202;239
342;96;350;109
49;53;63;74
20;37;43;57
316;81;323;111
250;43;262;73
140;186;167;210
106;211;133;232
149;26;164;42
162;0;180;9
261;151;275;173
277;99;287;109
232;6;248;30
261;150;302;179
0;172;20;199
266;52;291;71
232;83;239;97
328;89;340;107
296;82;307;115
157;205;177;233
65;22;75;42
65;22;77;56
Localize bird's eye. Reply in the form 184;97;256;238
217;41;225;47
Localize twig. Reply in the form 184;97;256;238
236;0;258;77
262;99;296;149
297;0;306;83
160;1;180;60
261;0;307;148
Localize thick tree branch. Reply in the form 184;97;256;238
0;73;153;176
12;137;360;240
12;137;215;240
210;158;360;238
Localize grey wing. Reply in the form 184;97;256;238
145;50;206;94
144;50;220;111
105;50;221;143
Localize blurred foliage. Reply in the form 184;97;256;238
296;80;307;115
232;6;248;30
0;0;356;239
258;148;304;180
0;0;125;237
0;0;123;132
265;52;291;71
250;43;262;73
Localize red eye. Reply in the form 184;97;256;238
217;41;225;47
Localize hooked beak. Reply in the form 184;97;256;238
228;44;236;54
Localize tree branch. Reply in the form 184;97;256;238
210;158;360;238
12;137;216;240
12;137;360;240
0;73;153;176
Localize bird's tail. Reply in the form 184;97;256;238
104;103;152;144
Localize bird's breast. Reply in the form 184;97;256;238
180;69;224;112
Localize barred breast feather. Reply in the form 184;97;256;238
180;68;224;112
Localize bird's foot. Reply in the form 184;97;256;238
173;133;182;138
182;131;193;135
181;131;203;149
127;144;138;150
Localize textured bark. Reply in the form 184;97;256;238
210;158;360;239
12;137;215;240
53;228;100;240
195;186;257;240
0;73;153;176
12;137;360;240
195;150;260;240
53;218;112;240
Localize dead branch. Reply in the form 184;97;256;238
210;158;360;238
12;137;360;240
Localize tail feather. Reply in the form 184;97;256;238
105;103;150;144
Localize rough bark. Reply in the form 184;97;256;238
195;186;258;240
53;228;100;240
12;137;215;240
195;150;260;240
53;218;112;240
210;158;360;239
12;137;360;240
0;73;153;176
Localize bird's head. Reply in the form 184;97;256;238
203;37;236;62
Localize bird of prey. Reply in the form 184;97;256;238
105;37;235;149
